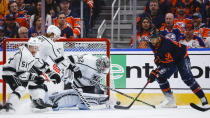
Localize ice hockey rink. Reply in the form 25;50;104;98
0;99;209;118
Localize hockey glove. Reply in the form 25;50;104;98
148;70;159;83
34;76;45;85
48;72;61;84
68;64;82;79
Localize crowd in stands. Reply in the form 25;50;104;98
0;0;103;48
0;0;209;49
131;0;210;48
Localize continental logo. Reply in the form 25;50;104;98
124;63;210;79
111;64;124;80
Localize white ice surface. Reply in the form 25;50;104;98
0;99;209;118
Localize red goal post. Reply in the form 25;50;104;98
0;38;111;104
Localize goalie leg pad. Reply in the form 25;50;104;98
77;93;109;110
48;89;79;110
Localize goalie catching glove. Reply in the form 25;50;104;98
148;70;159;83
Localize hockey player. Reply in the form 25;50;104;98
147;31;208;108
0;37;47;112
37;25;82;80
48;54;110;110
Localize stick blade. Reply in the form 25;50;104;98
190;103;210;112
114;105;130;109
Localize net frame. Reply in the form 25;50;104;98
0;38;110;105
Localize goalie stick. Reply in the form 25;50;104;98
190;103;210;112
71;82;91;110
84;77;155;108
114;81;150;109
68;72;91;110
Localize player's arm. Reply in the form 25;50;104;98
33;59;61;84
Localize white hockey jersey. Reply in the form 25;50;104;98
3;46;36;80
73;54;108;87
37;35;68;70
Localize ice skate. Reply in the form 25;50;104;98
158;92;177;108
201;97;209;108
159;99;177;108
1;103;15;112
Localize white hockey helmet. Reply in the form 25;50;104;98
96;56;110;73
46;25;61;38
28;37;40;56
28;37;40;47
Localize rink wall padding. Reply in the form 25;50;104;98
1;48;210;106
116;93;210;106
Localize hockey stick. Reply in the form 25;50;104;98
85;77;155;108
68;72;91;110
114;81;150;109
190;103;210;112
71;82;91;110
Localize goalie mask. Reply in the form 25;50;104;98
96;56;110;73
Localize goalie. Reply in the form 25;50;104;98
48;54;110;110
28;25;110;110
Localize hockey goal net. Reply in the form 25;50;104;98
0;38;110;105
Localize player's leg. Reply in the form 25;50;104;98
28;84;58;112
178;56;208;106
1;75;27;112
156;65;178;108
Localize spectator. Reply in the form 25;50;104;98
46;0;60;19
55;0;81;38
130;17;154;48
18;26;28;38
16;0;25;11
8;1;29;28
178;23;205;48
181;0;201;16
56;12;73;38
3;14;19;38
170;0;178;13
70;0;94;37
28;16;42;38
192;13;209;41
30;0;52;28
137;0;164;29
201;1;210;28
160;13;184;42
174;2;192;30
23;0;36;16
144;0;172;15
0;0;9;18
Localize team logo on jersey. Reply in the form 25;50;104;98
175;22;185;30
165;33;176;41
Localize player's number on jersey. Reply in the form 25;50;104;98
21;61;28;68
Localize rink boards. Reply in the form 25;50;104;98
0;48;210;105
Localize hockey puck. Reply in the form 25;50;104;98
116;101;121;105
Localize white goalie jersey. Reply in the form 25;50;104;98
72;54;109;87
